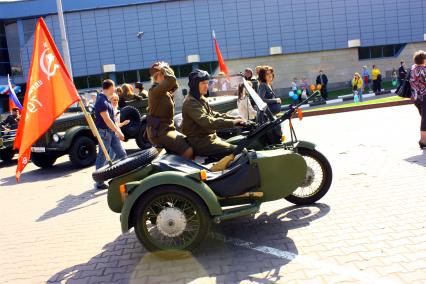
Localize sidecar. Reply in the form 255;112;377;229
95;146;307;252
93;78;332;252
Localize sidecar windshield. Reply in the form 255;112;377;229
242;78;268;111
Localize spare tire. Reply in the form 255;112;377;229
92;147;159;182
135;118;151;150
120;106;141;138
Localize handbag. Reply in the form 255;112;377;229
396;70;412;98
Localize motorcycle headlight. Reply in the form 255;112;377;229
52;133;60;143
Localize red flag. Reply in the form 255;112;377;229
212;31;229;75
14;18;80;181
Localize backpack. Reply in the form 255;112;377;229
396;70;412;98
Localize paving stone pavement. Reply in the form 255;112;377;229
0;104;425;284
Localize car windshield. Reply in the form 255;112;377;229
208;74;242;97
208;74;267;111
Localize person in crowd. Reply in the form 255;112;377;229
94;79;127;190
255;66;262;78
237;81;257;120
316;70;328;100
1;107;20;132
110;93;130;128
371;65;382;93
135;82;148;99
87;93;97;108
147;61;193;159
257;66;282;114
108;93;130;160
122;83;143;102
291;77;298;95
409;50;426;149
361;66;370;93
115;86;124;107
244;68;258;92
352;72;364;102
182;69;244;157
300;76;310;102
398;61;407;85
391;68;398;84
217;72;231;91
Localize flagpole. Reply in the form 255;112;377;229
56;0;112;166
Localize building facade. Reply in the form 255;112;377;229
1;0;425;94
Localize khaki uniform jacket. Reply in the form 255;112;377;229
182;94;235;156
147;66;179;138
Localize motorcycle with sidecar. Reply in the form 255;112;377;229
92;80;332;252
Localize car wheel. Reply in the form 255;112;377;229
133;186;211;253
69;136;97;167
135;119;151;150
285;148;333;205
92;147;159;182
31;153;57;168
0;149;15;162
120;106;141;138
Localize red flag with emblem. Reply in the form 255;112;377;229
212;31;229;75
14;18;80;181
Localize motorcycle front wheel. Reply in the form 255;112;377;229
285;148;332;205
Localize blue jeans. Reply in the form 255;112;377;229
95;129;126;171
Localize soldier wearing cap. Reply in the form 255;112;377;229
182;69;245;158
146;62;193;159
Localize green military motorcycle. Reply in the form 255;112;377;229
93;80;332;252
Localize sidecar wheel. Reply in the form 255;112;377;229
285;148;332;205
133;186;211;253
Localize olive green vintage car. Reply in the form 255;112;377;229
30;92;237;169
0;129;17;162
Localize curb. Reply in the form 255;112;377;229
284;89;396;109
300;98;413;118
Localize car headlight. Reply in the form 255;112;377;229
52;133;61;143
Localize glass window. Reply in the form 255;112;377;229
115;72;125;85
370;46;382;58
22;18;37;44
179;63;192;78
74;76;89;90
198;62;211;73
0;49;9;62
394;44;404;55
88;75;102;88
358;47;370;60
139;69;150;81
0;62;10;76
382;45;394;57
170;65;179;77
123;70;138;83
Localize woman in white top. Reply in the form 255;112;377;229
237;82;257;120
110;93;130;127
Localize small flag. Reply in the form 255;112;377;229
212;30;229;75
14;18;80;181
7;74;23;111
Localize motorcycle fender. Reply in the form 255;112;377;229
253;148;307;202
284;140;316;150
120;171;222;233
60;126;94;149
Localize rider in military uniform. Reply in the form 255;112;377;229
146;62;193;159
182;70;244;157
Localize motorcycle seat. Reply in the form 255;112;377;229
152;152;260;197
